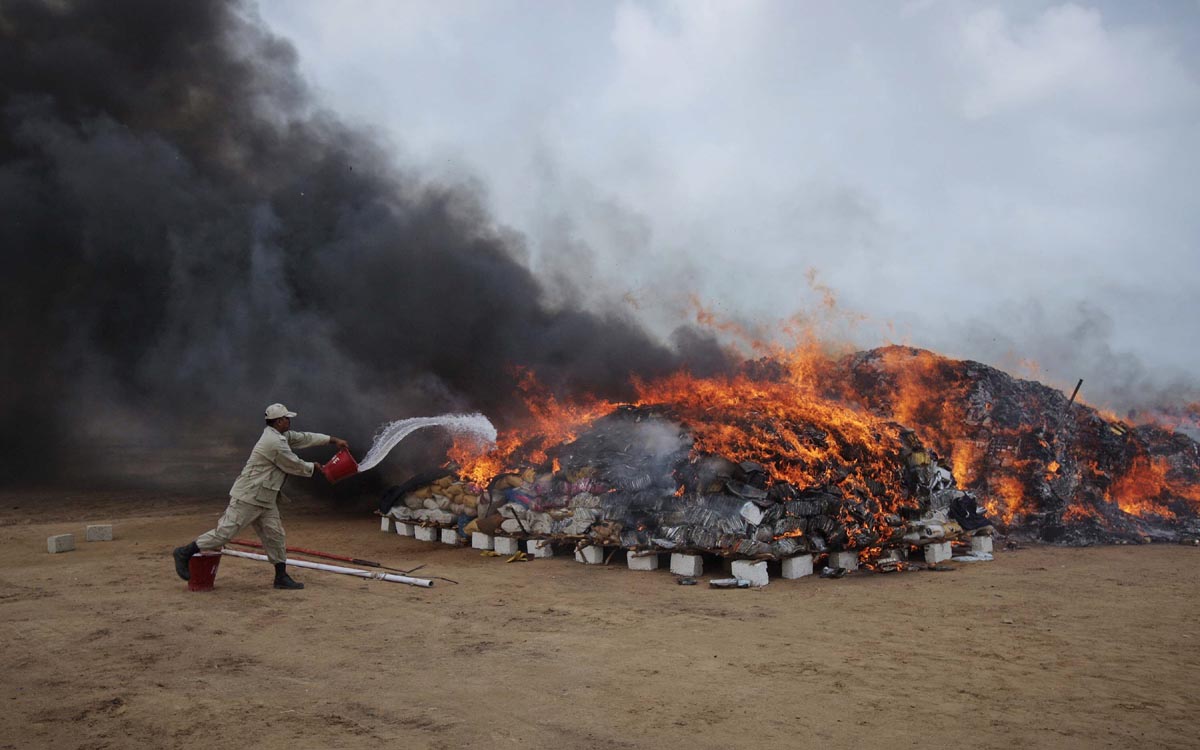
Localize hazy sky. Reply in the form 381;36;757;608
256;0;1199;409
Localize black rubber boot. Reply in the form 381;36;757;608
172;541;199;581
273;563;304;590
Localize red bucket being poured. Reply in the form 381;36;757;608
322;448;359;483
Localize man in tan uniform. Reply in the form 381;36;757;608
172;403;350;590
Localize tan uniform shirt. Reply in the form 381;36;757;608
229;427;330;508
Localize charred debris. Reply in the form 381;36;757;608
844;347;1200;545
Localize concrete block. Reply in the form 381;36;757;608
471;532;494;551
494;536;520;555
380;516;395;533
731;560;769;587
395;522;416;537
924;541;952;564
627;552;660;571
829;551;859;571
670;553;704;577
47;534;75;554
781;554;814;579
525;539;554;558
970;536;993;554
415;525;439;542
440;528;463;546
85;524;113;542
575;545;604;564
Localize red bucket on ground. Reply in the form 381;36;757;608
322;448;359;483
187;551;222;592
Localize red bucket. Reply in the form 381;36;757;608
322;448;359;483
187;551;222;592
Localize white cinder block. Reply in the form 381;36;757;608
525;539;554;558
471;532;494;551
440;528;462;546
85;525;113;542
924;541;952;564
627;552;660;571
47;534;75;554
575;546;604;564
731;560;769;587
781;554;814;579
670;553;703;577
829;551;859;571
494;537;520;555
380;516;395;533
415;525;439;542
970;536;993;554
395;522;415;537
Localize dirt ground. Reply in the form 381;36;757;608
1;490;1198;750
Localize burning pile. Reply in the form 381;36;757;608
383;345;1200;560
507;405;984;559
842;346;1200;544
382;400;989;564
381;344;1200;561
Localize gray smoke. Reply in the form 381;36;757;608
0;0;729;485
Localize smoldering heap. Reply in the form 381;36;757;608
383;366;990;567
843;346;1200;545
508;406;988;560
382;346;1200;563
385;405;987;565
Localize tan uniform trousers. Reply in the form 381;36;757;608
195;499;287;564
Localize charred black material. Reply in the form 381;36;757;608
845;346;1200;544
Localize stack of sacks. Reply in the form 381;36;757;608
392;476;482;526
492;503;562;536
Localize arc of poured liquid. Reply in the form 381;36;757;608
356;413;497;472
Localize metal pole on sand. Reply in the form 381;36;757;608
229;537;425;575
221;548;434;587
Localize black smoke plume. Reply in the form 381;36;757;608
0;0;728;486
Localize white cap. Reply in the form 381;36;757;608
265;403;297;420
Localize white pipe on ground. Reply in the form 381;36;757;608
221;548;434;587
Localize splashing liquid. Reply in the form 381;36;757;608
357;413;497;472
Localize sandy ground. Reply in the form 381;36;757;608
1;491;1198;750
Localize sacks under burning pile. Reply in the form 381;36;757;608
382;405;992;562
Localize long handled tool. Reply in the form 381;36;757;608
222;549;433;587
229;538;424;575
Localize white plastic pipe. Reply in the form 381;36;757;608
221;548;434;587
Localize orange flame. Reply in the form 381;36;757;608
1107;457;1192;519
448;366;616;485
442;323;1199;536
